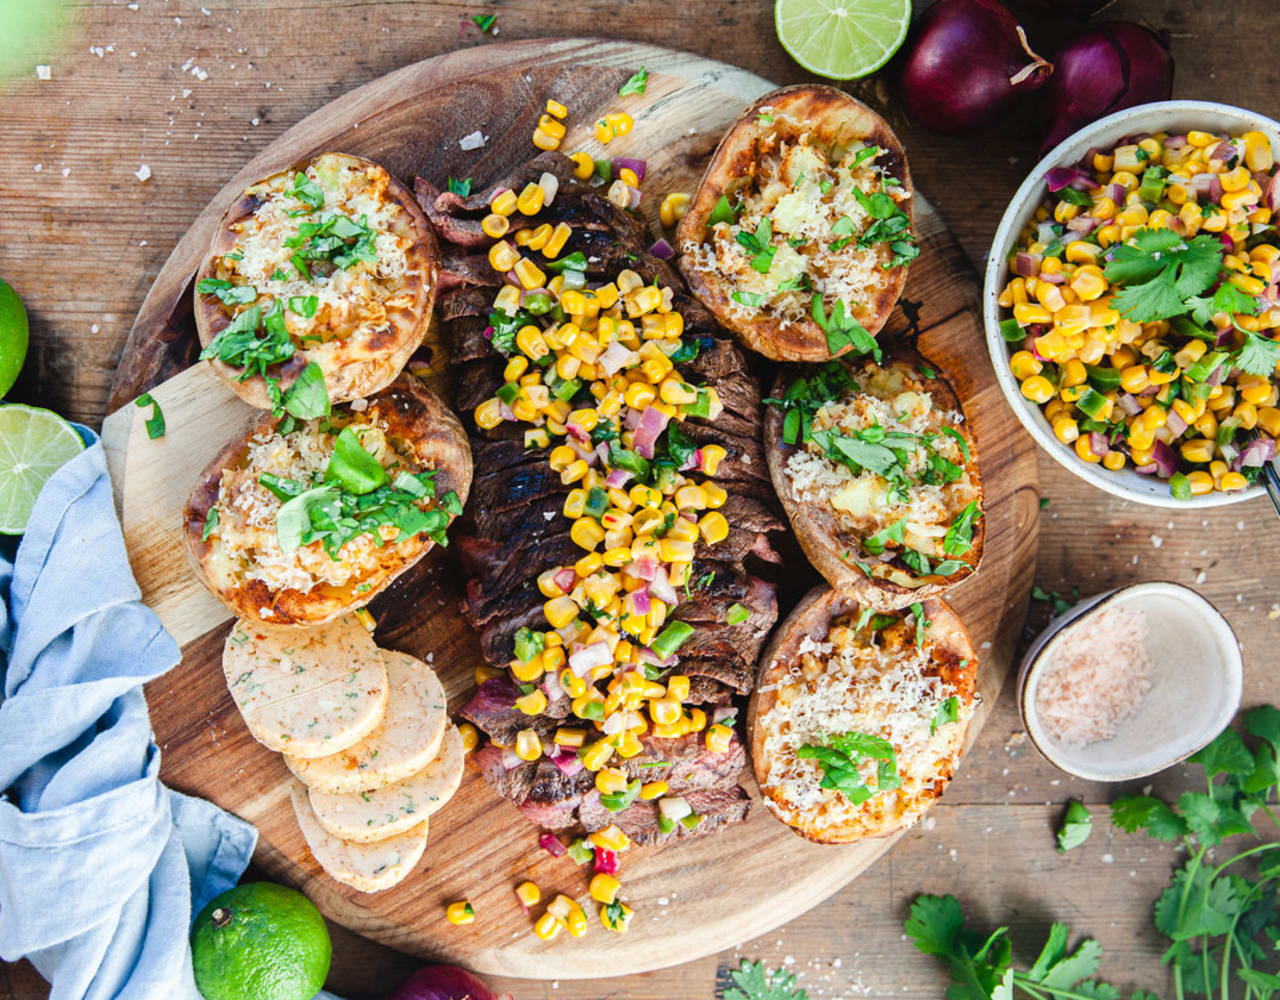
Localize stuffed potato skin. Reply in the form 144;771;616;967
194;152;439;409
676;85;913;362
764;350;983;609
184;374;471;627
747;586;977;844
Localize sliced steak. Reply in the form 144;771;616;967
577;784;752;845
460;677;555;745
471;744;537;805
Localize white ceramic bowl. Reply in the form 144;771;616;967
984;100;1280;509
1017;581;1242;782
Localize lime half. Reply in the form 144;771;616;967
775;0;912;80
0;276;29;398
0;404;84;535
191;882;331;1000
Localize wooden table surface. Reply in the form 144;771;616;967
1;2;1277;998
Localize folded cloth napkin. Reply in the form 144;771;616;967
0;425;258;1000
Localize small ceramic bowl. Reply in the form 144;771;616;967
984;100;1280;509
1018;581;1243;782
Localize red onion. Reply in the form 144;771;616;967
605;468;632;488
569;641;613;677
1089;431;1111;457
1134;462;1157;475
1040;270;1067;284
1040;22;1174;151
501;747;523;770
627;186;643;210
1014;252;1041;276
629;588;651;616
1164;409;1188;437
1241;436;1276;468
1151;439;1178;478
1106;182;1125;205
614;157;647;182
1116;392;1141;416
482;325;495;340
390;965;510;1000
1189;173;1222;202
539;832;568;858
900;0;1052;137
594;848;619;874
549;750;584;777
633;405;670;459
627;552;658;581
1266;173;1280;212
649;565;679;606
599;340;635;375
1011;0;1115;17
1066;215;1097;234
554;567;577;592
1044;166;1093;191
649;237;675;259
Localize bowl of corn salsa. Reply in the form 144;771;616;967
984;101;1280;508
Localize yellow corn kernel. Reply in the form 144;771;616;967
531;127;560;151
1009;350;1042;381
706;723;733;754
474;397;504;430
566;152;594;180
536;114;567;142
516;728;542;762
1051;415;1079;444
590;824;631;851
1060;359;1087;387
474;664;504;687
511;652;545;683
512;257;546;291
1074;435;1101;463
481;212;512;239
649;698;681;727
657;192;693;230
601;900;634;933
637;781;669;802
581;740;614;772
542;222;572;259
1179;438;1215;464
571;517;606;550
446;900;475;925
1064;241;1102;265
457;721;480;754
1096;223;1122;247
544;595;580;630
1101;450;1126;471
516;182;545;217
1235;401;1260;429
516;689;548;716
1119;364;1150;394
1013;302;1053;326
1257;406;1280;437
595;767;629;794
566;902;589;938
534;912;563;940
559;667;587;698
1219;471;1249;492
515;881;541;909
555;727;587;749
1220;165;1252;193
1092;196;1116;221
490;188;518;215
1069;267;1108;302
1186;470;1215;495
589;873;621;905
488;240;521;274
694;511;728;545
1020;375;1055;404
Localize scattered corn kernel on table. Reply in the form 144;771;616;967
2;1;1279;998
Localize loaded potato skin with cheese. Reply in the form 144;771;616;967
194;152;439;410
764;350;983;610
184;374;471;627
747;586;977;844
676;86;915;362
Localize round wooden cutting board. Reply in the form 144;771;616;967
103;38;1039;980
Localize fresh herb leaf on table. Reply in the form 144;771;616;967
1056;799;1092;853
134;392;165;439
722;959;807;1000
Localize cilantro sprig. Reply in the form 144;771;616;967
796;730;900;804
723;959;808;1000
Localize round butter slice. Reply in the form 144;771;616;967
222;616;388;759
284;650;448;793
290;780;427;893
308;724;465;843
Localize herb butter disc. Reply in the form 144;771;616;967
306;724;464;843
289;780;427;893
222;616;388;758
284;650;449;793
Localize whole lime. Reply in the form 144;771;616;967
0;276;28;398
190;882;331;1000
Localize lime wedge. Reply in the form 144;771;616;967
775;0;912;80
0;275;29;398
0;404;85;535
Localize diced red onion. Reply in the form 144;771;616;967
633;405;670;459
482;325;495;340
599;340;636;375
1134;462;1157;475
540;832;568;857
1014;252;1041;276
602;712;627;735
1066;215;1096;234
1060;232;1085;247
569;641;613;677
501;747;523;770
566;422;591;446
595;442;611;466
1037;221;1059;245
1164;409;1188;437
679;448;701;472
1089;431;1111;457
1040;270;1068;284
1222;442;1241;469
1045;166;1091;192
649;565;679;606
649;238;675;260
613;157;647;182
713;705;738;724
1116;393;1142;416
1151;439;1178;478
1107;182;1126;205
624;406;644;431
1165;134;1187;148
1241;436;1276;468
636;646;677;668
627;186;643;210
1219;232;1235;253
389;965;509;1000
505;270;520;287
498;401;515;421
629;588;651;616
538;171;560;206
554;567;577;592
605;468;632;488
593;848;619;874
1190;173;1223;202
1213;328;1235;350
627;552;658;582
550;750;584;776
1208;140;1234;166
1267;173;1280;212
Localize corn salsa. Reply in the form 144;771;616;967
998;128;1280;498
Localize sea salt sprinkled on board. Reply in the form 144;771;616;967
135;164;151;182
35;65;51;80
459;130;487;150
1035;604;1151;747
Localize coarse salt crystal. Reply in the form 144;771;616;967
35;65;51;80
459;130;487;151
1150;534;1163;548
135;164;151;182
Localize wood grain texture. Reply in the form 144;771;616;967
97;39;1037;979
3;1;1279;997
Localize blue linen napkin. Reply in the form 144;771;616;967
0;425;258;1000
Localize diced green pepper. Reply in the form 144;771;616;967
1137;166;1168;203
657;814;676;835
1184;349;1228;383
1000;318;1025;343
678;812;704;830
567;838;595;864
552;376;582;401
578;700;604;721
513;626;544;662
496;382;520;405
584;486;609;519
1170;472;1192;501
1085;365;1122;392
1076;388;1110;420
650;620;694;659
